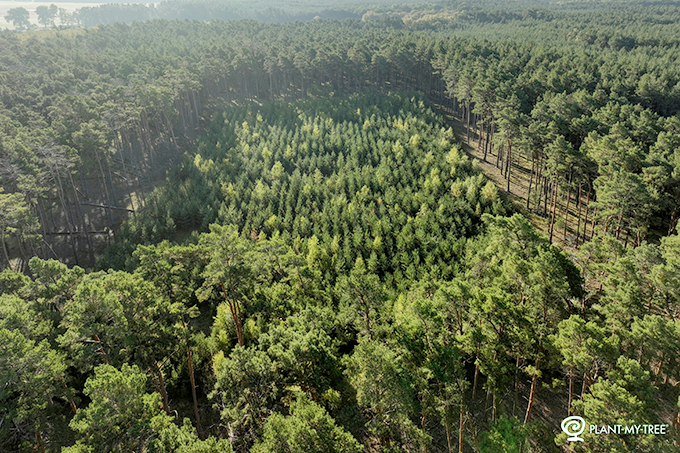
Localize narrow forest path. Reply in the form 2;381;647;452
432;104;578;251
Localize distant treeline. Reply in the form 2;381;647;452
73;2;362;27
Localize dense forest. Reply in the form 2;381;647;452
2;1;680;452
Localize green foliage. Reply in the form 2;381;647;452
65;364;171;453
1;3;680;452
258;307;340;401
0;328;70;451
479;415;527;453
110;95;501;283
343;339;429;451
57;270;188;372
553;315;619;383
251;392;361;453
155;419;234;453
0;189;40;270
0;294;52;340
336;257;386;339
211;345;276;448
570;357;661;452
210;306;341;450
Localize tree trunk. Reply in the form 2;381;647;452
543;175;550;216
53;168;80;265
583;185;592;242
36;430;46;453
496;143;502;170
187;338;204;439
506;140;512;193
477;118;484;149
549;180;559;243
524;356;540;424
67;172;94;262
472;361;479;400
615;208;624;239
483;120;490;161
590;207;597;241
466;101;470;144
563;171;573;241
0;229;11;269
568;373;574;416
575;182;583;245
440;386;453;453
513;356;521;416
154;361;171;416
94;149;115;227
221;281;243;347
581;372;588;399
526;156;535;209
535;157;543;211
469;414;480;453
459;396;465;453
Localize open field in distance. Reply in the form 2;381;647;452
0;1;154;28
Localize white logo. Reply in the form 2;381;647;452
561;416;586;442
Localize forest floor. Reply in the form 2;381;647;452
433;105;588;254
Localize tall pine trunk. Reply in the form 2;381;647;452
524;355;540;424
549;180;559;243
563;171;573;241
526;156;535;209
506;140;512;193
187;335;203;438
459;396;465;453
568;373;574;416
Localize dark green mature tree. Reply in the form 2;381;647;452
552;315;619;415
466;214;579;423
210;306;340;451
251;392;362;453
0;328;70;452
494;96;524;193
629;315;680;384
651;230;680;319
58;271;187;370
57;270;190;416
343;339;429;452
568;357;660;452
28;257;85;330
211;345;276;450
64;364;164;453
544;135;575;243
591;170;652;244
258;307;340;401
64;363;227;453
197;224;254;347
336;257;386;339
132;241;208;436
0;190;40;270
394;279;471;453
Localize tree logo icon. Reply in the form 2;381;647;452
561;416;586;442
